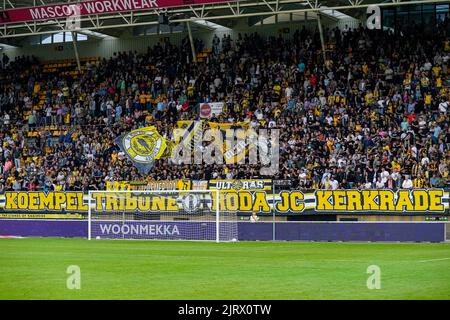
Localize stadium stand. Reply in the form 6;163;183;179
0;23;449;192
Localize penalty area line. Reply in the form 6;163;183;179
418;257;450;263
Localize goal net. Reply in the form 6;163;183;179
87;190;238;242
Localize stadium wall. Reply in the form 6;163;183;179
2;17;359;61
0;219;446;242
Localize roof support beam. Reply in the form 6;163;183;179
186;20;196;63
316;11;326;63
71;31;81;72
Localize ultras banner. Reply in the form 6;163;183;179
0;0;236;24
0;189;448;215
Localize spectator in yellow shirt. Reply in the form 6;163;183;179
424;92;432;106
413;175;425;189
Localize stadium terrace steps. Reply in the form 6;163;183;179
23;57;100;123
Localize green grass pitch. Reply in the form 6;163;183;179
0;238;449;299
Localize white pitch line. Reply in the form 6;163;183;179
418;258;450;263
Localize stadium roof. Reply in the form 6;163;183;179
0;0;448;43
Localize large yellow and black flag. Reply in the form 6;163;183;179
115;126;173;174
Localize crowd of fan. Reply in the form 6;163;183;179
0;22;449;191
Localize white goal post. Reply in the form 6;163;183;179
87;189;238;242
